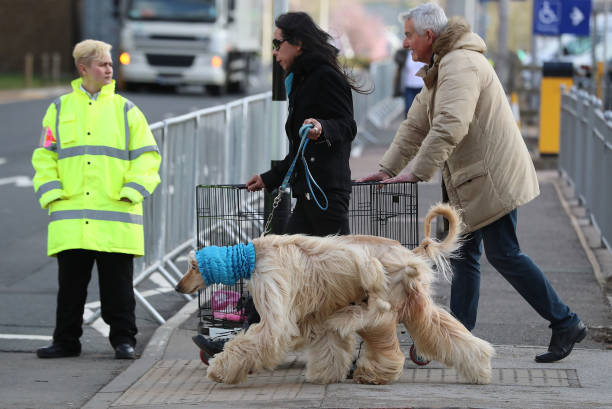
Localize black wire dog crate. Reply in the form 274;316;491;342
195;182;418;335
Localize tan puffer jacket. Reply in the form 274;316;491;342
379;18;539;232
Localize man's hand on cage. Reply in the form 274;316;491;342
246;174;265;192
355;170;390;183
381;172;420;184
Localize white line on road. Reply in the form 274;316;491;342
83;309;110;338
83;286;176;337
0;334;52;341
1;285;179;342
0;175;33;187
0;157;6;165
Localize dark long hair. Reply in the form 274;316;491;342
275;12;370;94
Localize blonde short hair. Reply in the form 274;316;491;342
72;39;112;68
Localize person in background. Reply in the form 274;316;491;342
32;39;161;360
194;11;366;368
358;3;586;364
393;47;426;116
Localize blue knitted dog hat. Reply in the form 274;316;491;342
195;242;256;286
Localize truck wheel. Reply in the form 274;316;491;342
205;85;223;96
227;78;247;94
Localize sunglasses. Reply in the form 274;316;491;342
272;38;287;51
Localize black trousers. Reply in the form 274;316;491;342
53;249;137;350
284;190;350;236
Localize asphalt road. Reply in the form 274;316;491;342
0;85;266;357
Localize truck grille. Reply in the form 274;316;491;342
146;54;195;67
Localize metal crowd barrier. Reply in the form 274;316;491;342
559;85;612;252
352;61;404;149
352;61;396;127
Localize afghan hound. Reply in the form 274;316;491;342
175;203;494;385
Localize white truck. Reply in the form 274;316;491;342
118;0;262;94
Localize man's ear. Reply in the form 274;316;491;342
425;29;435;45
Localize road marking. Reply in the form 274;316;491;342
0;157;6;165
0;334;52;341
83;309;110;337
0;175;33;187
83;285;176;337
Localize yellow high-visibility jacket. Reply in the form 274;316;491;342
32;78;161;256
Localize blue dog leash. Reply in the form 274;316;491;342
279;123;328;211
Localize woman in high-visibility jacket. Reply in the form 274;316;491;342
32;39;161;360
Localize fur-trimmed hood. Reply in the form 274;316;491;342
421;17;486;88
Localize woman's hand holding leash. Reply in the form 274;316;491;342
302;118;322;140
246;174;265;192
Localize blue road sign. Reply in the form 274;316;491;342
533;0;591;36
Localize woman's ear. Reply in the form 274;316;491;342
77;63;88;77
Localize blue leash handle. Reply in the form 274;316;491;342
279;124;328;211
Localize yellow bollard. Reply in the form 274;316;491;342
539;62;573;155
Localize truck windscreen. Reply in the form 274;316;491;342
127;0;217;23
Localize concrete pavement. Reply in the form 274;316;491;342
76;145;612;409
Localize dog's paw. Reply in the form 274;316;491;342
206;353;249;384
465;365;492;385
352;360;401;385
206;357;225;383
352;367;389;385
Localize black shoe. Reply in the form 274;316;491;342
114;343;136;359
535;321;587;363
192;335;227;365
36;344;80;359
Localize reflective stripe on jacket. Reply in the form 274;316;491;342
32;78;161;256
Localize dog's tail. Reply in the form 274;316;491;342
413;202;463;280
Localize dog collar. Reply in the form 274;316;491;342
196;242;256;286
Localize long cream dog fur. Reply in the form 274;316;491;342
176;203;494;385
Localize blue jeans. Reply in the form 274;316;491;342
450;209;579;332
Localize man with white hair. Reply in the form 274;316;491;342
32;39;161;359
359;3;586;363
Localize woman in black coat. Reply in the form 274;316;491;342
246;11;363;236
194;11;366;363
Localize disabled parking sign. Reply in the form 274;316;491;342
533;0;591;36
